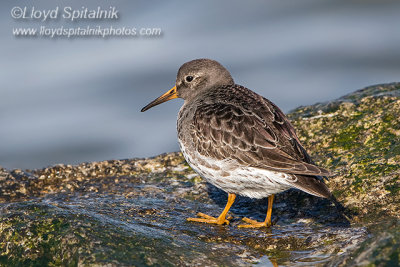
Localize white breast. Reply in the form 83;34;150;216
179;139;293;199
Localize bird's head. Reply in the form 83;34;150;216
141;58;234;112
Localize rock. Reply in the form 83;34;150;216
288;82;400;221
0;83;399;266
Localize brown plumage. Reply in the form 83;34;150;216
142;58;332;228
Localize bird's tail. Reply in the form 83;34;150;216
291;174;332;198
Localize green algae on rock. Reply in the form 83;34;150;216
1;83;399;266
288;82;400;221
0;157;366;266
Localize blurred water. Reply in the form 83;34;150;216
1;0;400;169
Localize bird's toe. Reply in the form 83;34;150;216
238;217;272;228
186;212;231;225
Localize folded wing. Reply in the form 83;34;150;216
190;87;332;178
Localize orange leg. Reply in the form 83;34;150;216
238;194;275;228
187;193;236;225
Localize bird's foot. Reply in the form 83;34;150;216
238;217;272;228
187;212;232;225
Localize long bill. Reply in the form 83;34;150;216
141;86;178;112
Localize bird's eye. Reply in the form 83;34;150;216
185;76;194;82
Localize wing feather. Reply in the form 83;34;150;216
190;86;332;177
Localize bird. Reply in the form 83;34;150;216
141;59;332;228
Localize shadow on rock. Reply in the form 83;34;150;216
206;183;351;227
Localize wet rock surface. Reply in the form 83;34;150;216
1;83;399;266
